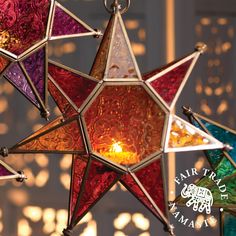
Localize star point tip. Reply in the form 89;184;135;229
195;42;208;54
0;147;8;157
182;106;193;116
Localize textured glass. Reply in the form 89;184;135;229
13;118;85;153
73;158;119;222
23;47;46;101
135;159;166;214
69;156;88;223
52;6;89;37
0;162;12;177
90;15;115;80
169;117;213;148
0;0;50;55
84;85;166;167
224;212;236;236
121;174;160;218
150;59;193;105
48;80;77;118
48;63;97;114
199;118;236;163
4;63;39;106
106;19;138;79
0;56;9;73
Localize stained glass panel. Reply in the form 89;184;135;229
4;63;39;107
223;212;236;236
90;15;115;80
51;5;90;37
0;56;9;74
84;85;166;167
149;59;193;106
0;0;50;55
167;116;223;152
23;46;46;102
72;158;119;224
106;16;140;79
0;161;13;177
11;118;85;154
48;62;98;114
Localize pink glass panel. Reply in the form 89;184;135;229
0;0;50;55
150;59;193;105
0;56;9;73
48;80;77;118
84;85;166;167
69;156;88;223
4;63;39;107
73;158;119;222
107;19;138;79
121;174;160;218
52;6;89;37
90;15;115;80
13;118;85;153
0;162;12;177
48;63;97;114
23;47;46;102
135;158;166;214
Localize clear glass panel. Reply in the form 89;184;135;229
84;85;166;167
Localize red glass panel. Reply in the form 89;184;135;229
121;174;160;218
48;80;77;118
73;158;119;223
69;156;88;223
52;5;89;37
90;15;115;80
84;85;166;167
48;63;98;113
107;18;139;79
0;56;9;73
0;0;51;55
12;118;85;153
134;158;166;214
23;47;46;102
150;59;193;105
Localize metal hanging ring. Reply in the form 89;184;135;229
104;0;130;14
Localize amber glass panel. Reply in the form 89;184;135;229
121;174;160;218
12;118;85;153
168;117;213;148
150;59;193;106
48;63;97;113
90;15;115;80
134;158;166;214
69;156;88;223
84;85;166;167
0;56;9;73
106;18;139;79
72;158;119;224
48;80;77;118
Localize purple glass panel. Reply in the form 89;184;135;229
52;6;89;37
0;163;12;176
4;63;39;106
23;47;46;102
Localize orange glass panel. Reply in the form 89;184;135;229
90;15;115;80
12;118;85;153
106;18;139;79
84;85;166;167
168;118;211;148
0;56;9;73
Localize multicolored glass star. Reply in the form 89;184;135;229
0;0;100;118
0;2;225;236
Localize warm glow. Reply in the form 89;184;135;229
79;212;93;225
207;215;218;228
35;154;49;167
139;233;150;236
195;214;205;230
35;170;49;187
56;209;68;223
18;219;32;236
43;208;56;222
110;142;123;153
43;222;55;234
60;154;72;170
114;232;126;236
0;222;3;233
132;213;150;231
114;213;131;230
7;189;29;206
80;220;97;236
23;206;42;222
60;173;71;190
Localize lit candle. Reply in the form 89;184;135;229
101;141;139;165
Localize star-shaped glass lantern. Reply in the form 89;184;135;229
0;159;26;182
0;1;224;235
175;107;236;209
0;0;100;118
221;209;236;236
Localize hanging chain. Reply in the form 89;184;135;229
104;0;130;14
